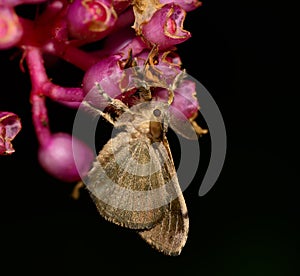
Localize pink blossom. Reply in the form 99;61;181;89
0;112;22;155
82;54;124;109
66;0;118;42
112;0;131;14
0;6;23;49
159;0;202;12
0;0;46;7
38;133;94;182
141;3;191;50
154;79;199;119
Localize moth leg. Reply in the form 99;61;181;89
82;100;116;125
189;112;208;136
94;82;114;104
82;82;131;124
94;82;129;114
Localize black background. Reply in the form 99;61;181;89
1;1;293;275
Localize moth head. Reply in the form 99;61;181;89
152;108;162;118
148;101;169;122
148;102;170;140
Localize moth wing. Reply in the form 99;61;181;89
138;139;189;256
138;194;189;256
86;131;171;230
169;105;199;140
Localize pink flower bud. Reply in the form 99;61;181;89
82;54;124;109
133;50;183;90
0;112;21;155
38;133;94;182
172;79;199;118
141;3;191;50
154;79;199;119
135;49;182;69
112;0;131;14
0;0;47;7
66;0;118;42
98;27;146;57
159;0;202;12
0;6;23;49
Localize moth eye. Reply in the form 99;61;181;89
153;109;161;117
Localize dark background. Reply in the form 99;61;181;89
1;1;293;275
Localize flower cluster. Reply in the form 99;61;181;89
0;0;206;182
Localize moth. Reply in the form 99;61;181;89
82;49;198;256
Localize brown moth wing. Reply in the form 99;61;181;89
86;131;171;230
138;194;189;256
138;138;189;256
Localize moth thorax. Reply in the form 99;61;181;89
149;121;163;142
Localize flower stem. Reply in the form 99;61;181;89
43;40;99;71
42;83;84;102
25;46;51;146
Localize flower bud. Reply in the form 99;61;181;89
141;3;191;50
135;49;182;69
66;0;118;42
82;54;123;109
99;27;146;57
0;6;23;49
38;133;94;182
0;0;46;7
0;112;21;155
112;0;131;14
159;0;202;12
154;79;199;119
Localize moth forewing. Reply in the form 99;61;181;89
138;136;189;256
85;101;185;232
138;193;189;256
87;130;169;229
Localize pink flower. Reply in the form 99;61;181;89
38;133;94;182
0;112;22;155
66;0;118;42
141;3;191;50
0;0;46;7
82;54;124;109
153;76;199;119
112;0;131;14
159;0;202;12
96;27;146;58
0;6;23;49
